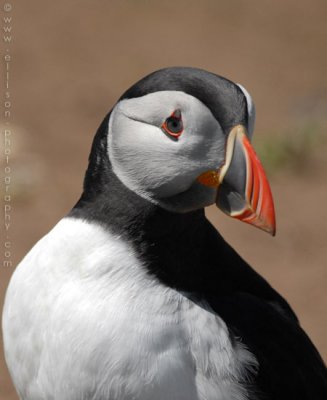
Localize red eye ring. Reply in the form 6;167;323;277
161;110;183;139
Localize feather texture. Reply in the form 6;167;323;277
3;218;257;400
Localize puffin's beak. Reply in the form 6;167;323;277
197;125;276;235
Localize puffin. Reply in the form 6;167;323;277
3;67;327;400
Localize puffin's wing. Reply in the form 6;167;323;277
208;293;327;400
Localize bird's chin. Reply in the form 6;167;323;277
155;182;217;214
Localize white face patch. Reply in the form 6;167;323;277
108;91;226;208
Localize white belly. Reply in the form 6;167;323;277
2;218;256;400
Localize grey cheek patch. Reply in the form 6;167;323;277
107;90;226;212
158;181;218;213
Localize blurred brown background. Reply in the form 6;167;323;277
1;1;326;398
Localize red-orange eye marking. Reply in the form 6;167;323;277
161;109;183;139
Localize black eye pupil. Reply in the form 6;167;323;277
167;117;182;133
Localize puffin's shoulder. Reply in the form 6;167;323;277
206;291;327;400
4;217;142;297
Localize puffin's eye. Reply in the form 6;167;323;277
161;110;183;139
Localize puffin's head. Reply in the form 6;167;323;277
101;67;275;235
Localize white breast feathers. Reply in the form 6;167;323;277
2;218;257;400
